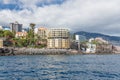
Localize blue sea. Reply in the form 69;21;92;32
0;54;120;80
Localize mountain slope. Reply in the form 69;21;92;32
75;31;120;41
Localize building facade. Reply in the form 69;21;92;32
0;39;3;48
15;32;27;38
86;43;96;53
96;44;113;53
10;22;22;32
37;27;47;40
36;27;47;46
95;37;113;53
47;29;70;49
75;35;86;42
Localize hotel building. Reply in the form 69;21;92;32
47;29;70;49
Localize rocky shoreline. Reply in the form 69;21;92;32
13;48;80;55
0;47;119;56
0;47;80;56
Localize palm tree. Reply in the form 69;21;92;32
30;23;35;30
29;23;36;46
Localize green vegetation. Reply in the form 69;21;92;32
0;28;51;48
0;30;14;47
91;40;100;44
12;38;28;47
0;30;4;37
27;23;36;46
4;30;14;39
0;30;14;38
0;24;47;48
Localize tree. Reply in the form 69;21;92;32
28;23;36;46
3;30;14;47
30;23;35;31
0;30;4;37
30;23;35;37
12;38;29;47
4;30;14;39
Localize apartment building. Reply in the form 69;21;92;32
10;21;22;32
47;29;70;49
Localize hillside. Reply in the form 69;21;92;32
75;31;120;41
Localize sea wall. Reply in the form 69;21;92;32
13;48;79;55
0;47;117;56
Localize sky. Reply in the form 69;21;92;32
0;0;120;36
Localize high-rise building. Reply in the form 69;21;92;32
47;29;70;49
10;21;22;32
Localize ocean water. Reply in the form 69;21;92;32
0;54;120;80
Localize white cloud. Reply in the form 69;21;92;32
2;0;17;4
0;0;120;36
3;0;10;4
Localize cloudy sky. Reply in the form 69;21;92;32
0;0;120;36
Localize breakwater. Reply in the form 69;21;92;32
13;48;79;55
0;47;117;56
